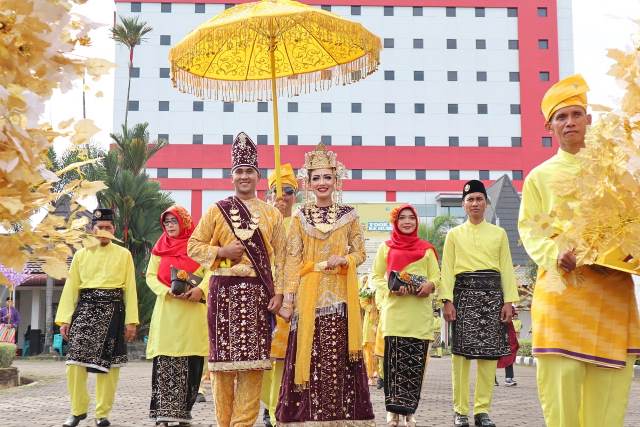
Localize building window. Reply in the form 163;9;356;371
509;72;520;82
449;136;459;147
414;71;424;81
160;35;171;46
159;67;170;78
414;103;425;114
540;71;550;81
192;134;203;144
223;134;233;145
479;170;490;180
320;102;332;113
478;136;489;147
158;134;169;143
287;102;298;112
416;170;426;180
321;135;332;145
510;104;521;114
157;168;168;178
475;7;485;17
128;100;139;111
257;134;268;145
508;39;519;50
448;104;458;114
192;168;202;179
386;170;396;180
477;104;488;114
352;136;362;146
385;103;395;114
537;7;548;17
477;71;487;81
385;136;396;146
193;101;204;112
321;5;331;11
223;102;234;112
195;3;205;13
351;103;362;113
384;70;395;81
450;170;460;180
446;39;457;49
447;71;458;81
351;169;362;180
415;136;425;146
542;136;552;147
131;2;141;12
413;6;423;16
513;170;524;180
129;67;140;78
161;2;171;13
159;101;169;111
413;39;424;49
476;39;486;49
224;3;233;9
384;6;393;16
384;38;394;48
351;5;361;15
222;168;231;178
257;102;268;112
507;7;518;17
446;7;456;17
538;39;549;49
288;135;298;145
511;137;522;147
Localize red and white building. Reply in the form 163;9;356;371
113;0;574;221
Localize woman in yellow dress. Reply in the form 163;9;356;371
146;205;209;427
276;143;375;426
359;274;379;385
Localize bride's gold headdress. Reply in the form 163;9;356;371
297;143;348;203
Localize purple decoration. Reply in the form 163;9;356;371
0;264;28;288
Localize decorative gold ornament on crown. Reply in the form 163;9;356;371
304;143;338;171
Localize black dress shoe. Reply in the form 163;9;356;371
195;392;206;403
95;418;111;427
474;413;496;427
263;408;273;427
454;412;470;427
376;378;384;389
63;414;87;427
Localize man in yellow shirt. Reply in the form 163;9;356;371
518;74;640;427
188;133;287;427
261;163;297;427
441;180;518;427
56;208;138;427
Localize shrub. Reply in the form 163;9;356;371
0;343;17;368
517;339;532;357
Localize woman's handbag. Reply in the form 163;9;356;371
170;266;203;295
388;271;427;295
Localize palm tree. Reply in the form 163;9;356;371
110;123;167;176
111;16;152;129
418;215;460;260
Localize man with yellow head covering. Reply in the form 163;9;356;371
518;74;640;427
260;163;298;427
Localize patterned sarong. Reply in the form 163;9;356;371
383;336;429;415
150;355;204;422
66;288;127;372
452;270;509;359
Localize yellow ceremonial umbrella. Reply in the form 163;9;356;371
169;0;381;197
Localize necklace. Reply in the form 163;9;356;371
309;203;338;233
230;199;260;241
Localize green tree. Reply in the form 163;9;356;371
110;16;152;129
418;215;460;260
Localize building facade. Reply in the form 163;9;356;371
113;0;574;221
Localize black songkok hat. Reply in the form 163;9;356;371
92;208;114;223
462;180;487;199
231;132;258;173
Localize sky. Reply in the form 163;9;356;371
44;0;640;152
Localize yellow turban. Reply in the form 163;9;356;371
268;163;298;190
541;74;589;122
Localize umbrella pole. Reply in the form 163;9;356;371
269;41;283;199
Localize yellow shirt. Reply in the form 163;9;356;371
440;220;519;303
188;197;287;294
145;255;209;358
370;243;441;340
55;243;139;325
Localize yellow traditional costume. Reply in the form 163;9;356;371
441;181;519;426
275;144;375;426
519;75;640;427
358;274;378;384
55;208;138;425
187;133;287;427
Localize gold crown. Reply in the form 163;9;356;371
303;143;338;170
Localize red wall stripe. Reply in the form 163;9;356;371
190;189;203;221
